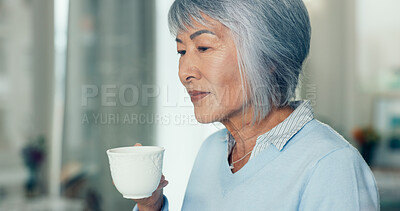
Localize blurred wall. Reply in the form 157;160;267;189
0;0;54;199
63;0;157;210
32;0;55;194
302;0;400;143
301;0;357;141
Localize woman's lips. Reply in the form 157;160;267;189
188;90;210;102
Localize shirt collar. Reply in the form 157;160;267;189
223;100;314;152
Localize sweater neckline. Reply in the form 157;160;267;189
220;140;281;195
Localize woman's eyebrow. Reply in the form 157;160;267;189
175;29;216;43
190;30;215;40
176;38;183;43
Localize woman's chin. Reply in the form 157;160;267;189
194;115;213;124
194;112;220;124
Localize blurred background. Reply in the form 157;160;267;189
0;0;399;210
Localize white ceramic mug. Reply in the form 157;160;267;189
106;146;165;199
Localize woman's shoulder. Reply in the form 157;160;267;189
287;119;370;168
294;119;353;152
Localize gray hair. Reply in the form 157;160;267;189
168;0;311;123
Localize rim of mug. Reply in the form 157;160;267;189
106;146;165;155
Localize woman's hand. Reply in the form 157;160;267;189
132;143;169;211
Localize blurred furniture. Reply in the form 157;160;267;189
371;94;400;210
0;149;28;205
372;167;400;210
0;196;83;211
373;94;400;167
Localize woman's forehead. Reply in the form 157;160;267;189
178;13;224;33
176;18;228;39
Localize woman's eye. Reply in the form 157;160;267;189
177;50;186;55
198;47;209;52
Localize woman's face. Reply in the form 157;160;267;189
176;16;247;123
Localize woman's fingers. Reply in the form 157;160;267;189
156;175;168;190
162;180;169;187
156;180;168;190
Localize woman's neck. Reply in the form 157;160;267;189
221;104;294;172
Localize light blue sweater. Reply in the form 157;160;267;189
135;119;379;210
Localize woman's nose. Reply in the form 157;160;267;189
178;57;201;85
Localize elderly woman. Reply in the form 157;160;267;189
133;0;379;210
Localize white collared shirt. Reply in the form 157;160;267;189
226;100;314;160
